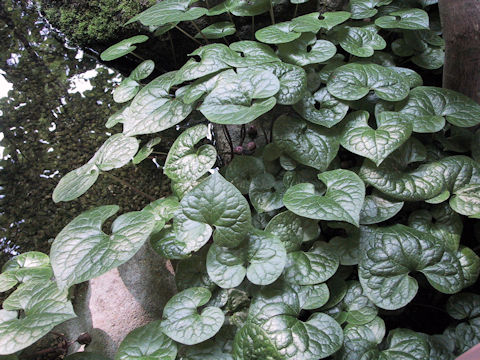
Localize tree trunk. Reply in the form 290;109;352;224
439;0;480;103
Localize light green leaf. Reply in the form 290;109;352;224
126;1;207;26
340;110;412;166
447;293;480;320
278;33;336;67
113;78;140;103
335;26;386;57
411;47;444;70
375;9;429;30
175;248;215;291
379;329;430;360
160;287;224;345
92;134;139;171
228;41;280;66
225;156;265;194
0;252;52;292
426;190;450;204
265;210;319;253
360;155;480;201
164;125;216;183
123;72;193;136
195;21;235;39
255;22;301;44
337;318;385;360
0;280;76;355
273;115;340;171
293;87;349;128
249;173;285;213
328;223;360;265
450;184;480;218
180;172;251;247
52;163;100;203
207;229;287;287
130;60;155;81
291;283;330;310
359;191;403;225
50;205;155;289
396;86;480;131
116;320;177;360
348;0;393;19
327;63;410;101
100;35;149;61
132;137;161;165
283;169;365;226
284;242;339;285
291;11;351;32
227;0;270;16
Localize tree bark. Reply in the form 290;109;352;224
439;0;480;103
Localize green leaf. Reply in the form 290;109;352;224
291;283;330;310
249;173;285;213
160;287;224;345
255;22;301;44
273;115;340;171
113;78;140;103
278;33;337;66
50;205;155;289
0;252;52;292
227;0;270;16
265;210;319;253
379;329;430;359
225;156;264;194
335;26;386;57
349;0;393;19
450;184;480;218
180;172;251;247
100;35;149;61
175;247;215;291
228;41;280;66
359;225;467;310
336;318;385;360
283;242;339;285
123;72;193;136
324;281;377;325
183;326;235;359
52;163;99;203
130;60;155;81
126;1;207;26
0;280;76;355
195;21;236;39
340;110;412;166
396;86;480;131
447;293;480;320
327;63;410;101
291;11;351;32
199;68;279;125
293;87;349;128
92;134;139;171
359;191;403;225
164;125;216;183
207;229;287;287
283;169;365;226
375;9;429;30
328;223;360;265
472;130;480;162
132;137;161;165
116;320;177;360
360;155;480;201
411;47;444;70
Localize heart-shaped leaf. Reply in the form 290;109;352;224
336;317;385;360
340;110;412;165
249;173;286;213
199;68;279;124
113;78;140;103
92;134;140;171
130;60;155;81
52;163;100;203
450;184;480;218
207;229;287;288
375;8;429;30
291;11;351;32
123;71;194;136
327;63;410;101
283;242;339;285
447;293;480;320
283;169;365;226
180;172;251;247
160;287;224;345
360;155;480;201
116;320;177;360
227;0;270;16
278;33;337;66
100;35;149;61
164;125;216;183
255;22;301;44
126;1;207;26
0;252;52;292
225;156;265;194
195;21;236;39
175;248;215;291
291;283;330;310
334;26;386;57
265;210;319;253
396;86;480;131
328;223;360;265
293;87;349;128
348;0;393;19
50;205;155;289
359;191;404;225
132;137;161;165
272;115;340;171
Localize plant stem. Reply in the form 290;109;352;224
293;4;298;18
269;0;275;24
168;32;177;68
103;172;156;201
191;21;210;43
130;51;146;61
223;36;230;45
222;125;234;160
204;0;210;8
175;25;202;45
251;16;255;40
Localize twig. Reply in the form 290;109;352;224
269;0;275;24
251;16;255;40
103;172;156;201
204;0;210;8
260;123;269;143
191;21;210;43
223;36;230;45
222;125;234;159
240;124;246;145
130;51;146;61
175;25;202;45
294;4;298;18
168;32;177;68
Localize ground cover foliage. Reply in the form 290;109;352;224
1;0;480;358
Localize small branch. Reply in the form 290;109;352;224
175;25;202;45
251;16;255;40
269;0;275;24
293;4;298;18
191;21;210;43
223;36;230;45
204;0;210;8
103;172;156;202
240;124;246;145
130;51;146;61
168;32;177;68
222;125;234;159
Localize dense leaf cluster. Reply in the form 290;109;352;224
1;0;480;358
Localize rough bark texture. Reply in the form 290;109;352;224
439;0;480;104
